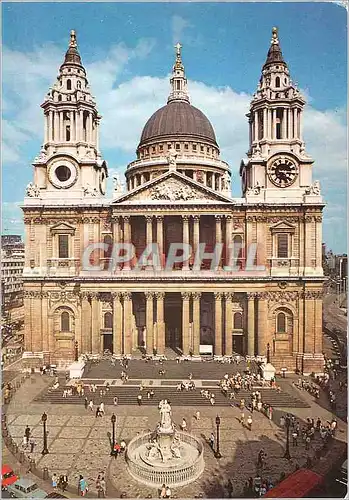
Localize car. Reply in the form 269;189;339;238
7;478;47;498
1;465;18;489
45;493;68;498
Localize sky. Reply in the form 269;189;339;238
2;1;347;253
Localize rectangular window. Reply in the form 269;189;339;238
58;234;69;258
277;234;288;258
193;144;197;151
159;145;163;152
175;143;180;151
184;144;189;150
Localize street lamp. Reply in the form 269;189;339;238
111;414;116;455
74;341;79;362
41;412;49;455
283;415;291;460
266;343;271;364
214;415;222;458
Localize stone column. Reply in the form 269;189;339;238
146;216;153;246
88;113;93;143
54;112;59;142
254;111;258;141
59;111;64;142
81;292;91;353
90;292;100;354
314;292;323;354
214;292;223;356
315;216;322;270
41;292;49;352
112;216;121;270
247;293;256;356
267;109;272;139
123;216;131;270
155;292;165;355
193;216;200;270
23;292;32;351
215;215;222;269
282;108;287;139
123;292;132;354
272;109;276;139
263;108;267;140
145;292;154;354
182;215;190;270
112;292;122;355
192;292;201;355
257;292;268;356
156;216;164;269
293;108;298;139
95;119;100;151
225;292;233;355
48;111;53;142
181;292;190;355
225;215;232;268
304;216;314;271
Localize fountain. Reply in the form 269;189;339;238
126;400;204;487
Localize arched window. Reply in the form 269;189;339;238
67;79;72;90
77;80;81;89
275;76;280;88
234;312;243;330
277;312;286;333
61;311;70;332
58;95;62;102
104;312;113;329
233;235;243;264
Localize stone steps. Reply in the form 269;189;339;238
34;386;310;408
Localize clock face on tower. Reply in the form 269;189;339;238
268;157;298;188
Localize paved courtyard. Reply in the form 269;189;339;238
3;373;347;498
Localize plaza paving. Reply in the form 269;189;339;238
4;373;347;498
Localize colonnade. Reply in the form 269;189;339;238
110;213;239;269
45;109;98;145
79;290;268;357
250;106;301;142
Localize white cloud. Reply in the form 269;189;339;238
172;15;193;45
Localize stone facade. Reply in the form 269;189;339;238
22;29;325;374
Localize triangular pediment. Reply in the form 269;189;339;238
50;222;76;234
270;220;296;232
112;171;233;205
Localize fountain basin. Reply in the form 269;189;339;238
126;431;204;487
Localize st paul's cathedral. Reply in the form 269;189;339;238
22;28;325;374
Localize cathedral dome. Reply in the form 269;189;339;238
138;100;217;148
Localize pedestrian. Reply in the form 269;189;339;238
120;440;126;452
22;436;28;449
96;406;101;418
292;431;298;447
226;479;233;498
209;432;215;449
247;415;252;431
29;436;35;453
99;476;106;498
305;435;311;450
84;397;88;409
280;416;285;428
89;400;94;411
113;396;118;406
240;411;245;425
160;483;167;498
137;394;142;405
181;418;187;431
96;474;101;496
165;485;171;498
62;474;68;492
25;425;31;444
257;449;264;468
79;475;88;497
52;473;58;491
100;402;105;416
195;411;200;421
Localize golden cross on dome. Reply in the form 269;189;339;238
175;42;182;57
70;30;77;48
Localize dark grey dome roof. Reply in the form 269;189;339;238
138;101;217;148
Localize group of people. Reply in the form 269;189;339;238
176;380;195;391
242;473;274;498
159;483;172;498
51;473;68;493
295;378;321;399
22;425;36;452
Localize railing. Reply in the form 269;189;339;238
126;431;204;487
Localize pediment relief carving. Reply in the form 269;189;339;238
50;222;76;234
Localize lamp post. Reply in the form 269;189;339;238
215;415;221;458
283;415;291;460
266;343;270;364
111;414;116;455
74;341;79;362
41;412;49;455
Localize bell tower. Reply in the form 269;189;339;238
27;30;108;202
240;27;321;203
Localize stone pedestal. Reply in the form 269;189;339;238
261;362;276;381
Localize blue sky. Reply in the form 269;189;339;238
2;1;347;252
